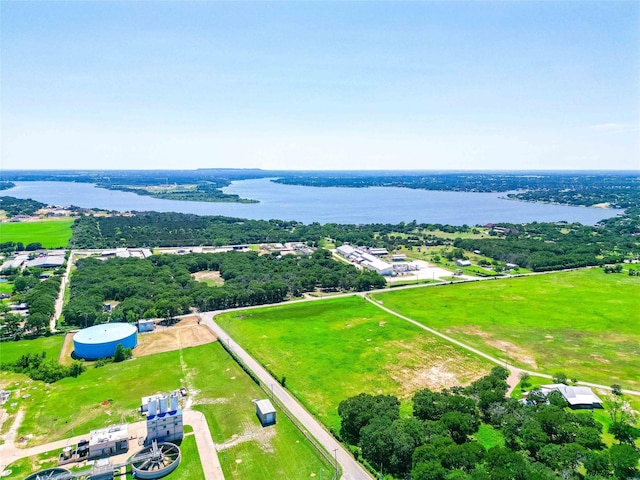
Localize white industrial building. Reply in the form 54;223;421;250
144;392;184;445
336;245;357;257
336;245;394;275
88;424;129;459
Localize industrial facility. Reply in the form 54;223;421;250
73;323;138;359
144;392;184;445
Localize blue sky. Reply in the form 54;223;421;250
1;1;638;170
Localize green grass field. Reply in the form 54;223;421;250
215;296;493;432
371;269;640;390
0;219;74;248
0;335;65;365
0;341;330;479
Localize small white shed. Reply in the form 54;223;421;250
256;399;276;427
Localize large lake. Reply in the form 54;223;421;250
3;179;620;225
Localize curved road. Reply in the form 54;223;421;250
201;312;374;480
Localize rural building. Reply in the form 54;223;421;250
540;384;603;409
369;248;388;256
88;424;129;459
145;393;183;444
336;245;357;257
0;254;29;271
137;319;155;332
391;254;407;261
25;255;65;268
455;259;472;267
256;399;276;427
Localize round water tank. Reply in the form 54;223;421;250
26;468;71;480
73;323;137;360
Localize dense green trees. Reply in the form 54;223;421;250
0;196;45;216
63;250;385;327
338;368;639;479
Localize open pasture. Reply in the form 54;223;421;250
372;268;640;389
0;219;74;248
1;341;329;479
0;335;64;365
215;296;493;431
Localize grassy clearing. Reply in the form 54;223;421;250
474;424;505;450
371;269;640;390
0;219;74;248
0;280;13;294
0;335;65;365
1;341;330;479
215;297;493;432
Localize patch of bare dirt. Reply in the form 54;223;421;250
192;270;224;285
221;420;277;453
590;353;611;364
385;339;488;398
58;332;75;366
459;326;538;368
135;325;216;357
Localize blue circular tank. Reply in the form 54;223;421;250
73;323;137;359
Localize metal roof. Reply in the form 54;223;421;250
74;323;137;345
256;399;276;415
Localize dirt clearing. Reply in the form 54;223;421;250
135;324;217;357
58;332;75;365
192;270;224;286
385;338;489;398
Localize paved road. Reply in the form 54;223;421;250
51;250;74;332
201;312;374;480
183;410;225;480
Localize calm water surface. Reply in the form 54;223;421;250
4;179;619;225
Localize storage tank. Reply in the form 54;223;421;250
159;395;168;414
73;323;137;360
170;393;179;412
147;397;158;416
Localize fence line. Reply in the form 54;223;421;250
218;337;341;480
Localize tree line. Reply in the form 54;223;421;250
338;367;639;480
0;196;46;217
62;250;385;327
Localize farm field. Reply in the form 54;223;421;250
0;341;330;479
0;219;74;248
371;268;640;390
215;296;494;432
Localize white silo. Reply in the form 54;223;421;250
159;395;168;414
147;397;158;416
169;393;179;412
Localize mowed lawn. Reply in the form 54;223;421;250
0;335;65;365
372;269;640;390
0;341;330;480
215;296;493;432
0;219;74;248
